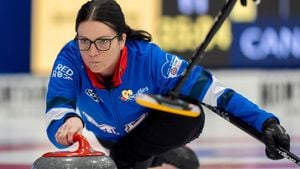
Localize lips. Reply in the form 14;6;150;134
90;61;101;66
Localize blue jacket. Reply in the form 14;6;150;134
46;39;276;148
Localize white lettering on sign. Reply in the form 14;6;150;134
240;26;300;60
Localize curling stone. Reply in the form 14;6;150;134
32;134;117;169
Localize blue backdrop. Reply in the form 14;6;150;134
0;0;31;73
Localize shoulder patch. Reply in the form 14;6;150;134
161;54;184;79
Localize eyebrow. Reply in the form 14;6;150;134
77;35;115;40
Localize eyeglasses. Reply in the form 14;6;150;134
75;34;120;51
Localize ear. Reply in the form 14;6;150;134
119;33;127;50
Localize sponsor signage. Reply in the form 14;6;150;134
159;0;300;68
231;20;300;68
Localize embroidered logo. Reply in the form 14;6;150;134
120;87;149;101
85;89;103;103
120;90;133;101
51;64;74;80
161;54;184;79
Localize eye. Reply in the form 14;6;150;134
96;39;110;45
78;38;90;45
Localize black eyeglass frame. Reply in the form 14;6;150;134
75;34;121;51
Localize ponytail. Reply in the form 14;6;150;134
124;25;152;42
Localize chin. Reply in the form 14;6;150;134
88;65;101;73
91;69;102;73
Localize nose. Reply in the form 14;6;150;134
88;43;99;56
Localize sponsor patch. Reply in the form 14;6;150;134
85;89;103;103
161;54;183;79
120;87;149;101
52;64;74;80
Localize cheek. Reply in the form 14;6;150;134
110;49;122;61
80;53;89;63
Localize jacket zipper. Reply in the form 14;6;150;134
108;89;122;135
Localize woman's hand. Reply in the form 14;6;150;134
262;118;290;160
55;116;84;146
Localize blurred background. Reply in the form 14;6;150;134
0;0;300;168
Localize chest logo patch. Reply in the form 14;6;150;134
120;87;149;101
121;90;133;101
85;89;103;103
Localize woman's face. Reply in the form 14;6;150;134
77;21;126;76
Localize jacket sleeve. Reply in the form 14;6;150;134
45;42;83;148
182;67;278;132
149;44;277;132
217;88;277;132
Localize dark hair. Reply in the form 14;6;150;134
75;0;152;41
